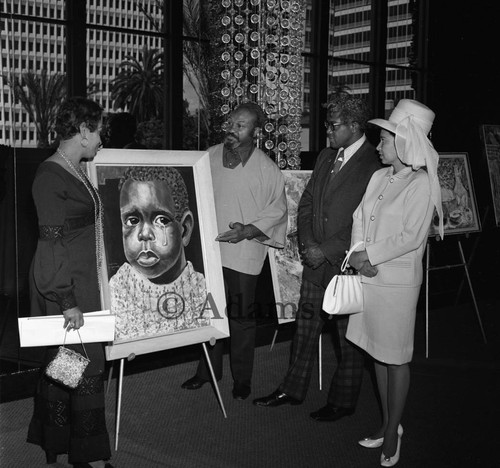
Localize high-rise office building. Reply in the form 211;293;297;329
1;0;414;148
303;0;414;115
0;0;162;148
299;0;414;150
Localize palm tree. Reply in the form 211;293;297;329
328;80;352;98
4;69;66;148
137;0;226;146
110;46;164;122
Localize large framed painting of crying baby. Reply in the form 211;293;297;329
88;150;228;361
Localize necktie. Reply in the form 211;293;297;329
330;149;344;179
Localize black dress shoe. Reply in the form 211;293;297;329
232;382;251;400
309;404;354;422
181;375;209;390
253;389;302;407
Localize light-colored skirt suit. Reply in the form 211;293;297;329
346;166;434;365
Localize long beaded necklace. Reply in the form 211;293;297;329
56;147;103;291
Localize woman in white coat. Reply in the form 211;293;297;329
346;99;444;467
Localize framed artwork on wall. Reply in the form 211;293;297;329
88;149;228;360
428;152;481;237
268;170;312;323
479;124;500;227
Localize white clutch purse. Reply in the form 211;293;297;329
322;241;364;315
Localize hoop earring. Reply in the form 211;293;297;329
81;137;89;147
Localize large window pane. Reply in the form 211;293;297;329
1;0;65;20
183;0;211;150
0;1;66;148
328;0;416;118
87;0;163;31
384;0;415;115
87;1;165;149
329;0;372;96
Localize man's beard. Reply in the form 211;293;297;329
224;132;239;148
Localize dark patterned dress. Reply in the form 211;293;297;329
27;161;111;464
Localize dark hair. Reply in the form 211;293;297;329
234;102;266;128
325;94;371;132
54;96;103;140
118;166;189;221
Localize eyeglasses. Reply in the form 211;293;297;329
324;121;345;132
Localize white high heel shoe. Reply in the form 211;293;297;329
380;428;403;467
358;424;403;449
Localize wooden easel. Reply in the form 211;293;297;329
107;339;227;451
425;239;487;358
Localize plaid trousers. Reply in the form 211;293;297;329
279;279;365;407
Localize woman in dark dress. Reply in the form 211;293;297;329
27;97;113;468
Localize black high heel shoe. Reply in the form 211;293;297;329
45;451;57;464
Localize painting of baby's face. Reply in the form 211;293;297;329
120;179;185;280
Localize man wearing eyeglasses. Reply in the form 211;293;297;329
254;94;381;422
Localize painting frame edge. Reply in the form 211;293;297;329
479;124;500;227
428;151;481;238
87;149;228;361
268;169;312;324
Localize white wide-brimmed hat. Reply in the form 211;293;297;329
369;99;435;137
370;99;444;239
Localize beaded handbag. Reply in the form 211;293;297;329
45;330;90;389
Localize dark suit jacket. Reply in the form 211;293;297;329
298;139;381;287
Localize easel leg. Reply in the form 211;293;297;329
455;207;489;304
270;328;278;351
106;362;114;395
426;243;430;358
318;333;322;391
457;241;488;343
115;358;124;451
202;342;227;418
